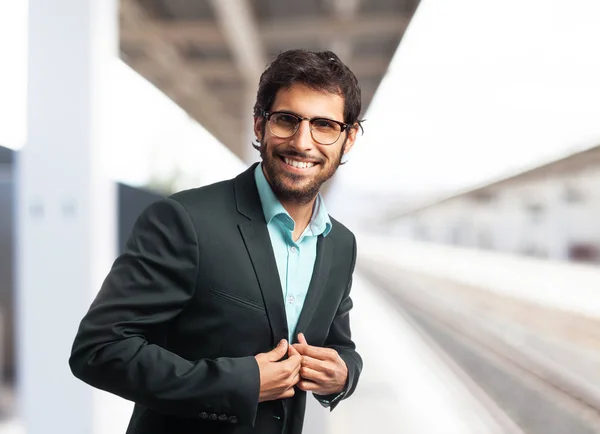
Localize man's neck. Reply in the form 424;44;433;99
280;197;317;242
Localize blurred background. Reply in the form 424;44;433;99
1;0;600;432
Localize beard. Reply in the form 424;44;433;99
259;139;345;205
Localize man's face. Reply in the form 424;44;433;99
254;82;357;205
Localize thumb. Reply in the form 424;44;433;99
288;343;300;357
267;339;288;361
298;333;308;345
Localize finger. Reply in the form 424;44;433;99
280;386;296;399
283;353;303;374
284;372;300;391
291;358;302;377
297;380;319;392
288;343;300;357
293;343;336;360
300;355;326;371
298;333;308;345
267;339;288;362
300;366;326;383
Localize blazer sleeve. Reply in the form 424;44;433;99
314;234;363;410
69;197;260;426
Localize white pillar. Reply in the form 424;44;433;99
17;1;127;433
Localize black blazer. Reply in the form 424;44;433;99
69;163;362;434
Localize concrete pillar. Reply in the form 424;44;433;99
16;1;130;433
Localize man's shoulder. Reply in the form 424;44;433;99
328;216;356;245
155;177;241;224
168;177;234;207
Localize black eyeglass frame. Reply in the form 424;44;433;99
263;110;353;145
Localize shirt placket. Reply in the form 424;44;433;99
285;240;300;339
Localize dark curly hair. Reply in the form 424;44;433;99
253;49;364;150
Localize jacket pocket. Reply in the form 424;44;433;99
209;287;266;313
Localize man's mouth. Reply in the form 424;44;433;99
281;156;317;169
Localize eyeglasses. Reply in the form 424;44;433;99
263;111;351;145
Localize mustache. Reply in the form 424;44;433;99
275;150;324;164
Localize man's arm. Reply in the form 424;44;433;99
69;197;260;426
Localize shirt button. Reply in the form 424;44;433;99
287;295;295;304
290;246;297;253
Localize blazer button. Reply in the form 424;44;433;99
209;413;218;421
199;412;208;420
228;416;238;424
218;414;228;422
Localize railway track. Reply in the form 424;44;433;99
359;263;600;434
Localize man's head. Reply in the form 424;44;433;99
253;49;363;205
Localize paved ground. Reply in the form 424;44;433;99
304;270;506;434
360;260;600;434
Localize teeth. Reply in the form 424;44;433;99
284;157;315;169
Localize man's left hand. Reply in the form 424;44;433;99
291;333;348;395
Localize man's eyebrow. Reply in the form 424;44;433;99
273;109;340;121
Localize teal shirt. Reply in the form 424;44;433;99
254;164;332;343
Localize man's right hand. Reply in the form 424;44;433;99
255;339;302;402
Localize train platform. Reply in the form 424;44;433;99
2;234;600;433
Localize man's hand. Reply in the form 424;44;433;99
292;333;348;395
254;339;302;402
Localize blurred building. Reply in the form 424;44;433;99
388;144;600;263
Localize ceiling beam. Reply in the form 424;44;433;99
128;54;390;82
207;0;266;163
120;0;244;159
326;0;362;61
120;13;410;48
207;0;266;84
262;13;409;43
141;42;239;145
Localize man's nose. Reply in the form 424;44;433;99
289;121;314;152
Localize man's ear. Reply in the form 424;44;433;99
342;124;359;155
253;116;264;141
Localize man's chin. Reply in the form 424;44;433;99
276;182;311;197
272;180;319;204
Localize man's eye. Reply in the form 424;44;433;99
274;114;298;125
313;119;338;130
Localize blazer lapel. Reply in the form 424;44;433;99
294;234;334;343
238;222;288;346
235;164;288;347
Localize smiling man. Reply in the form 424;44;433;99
69;49;363;434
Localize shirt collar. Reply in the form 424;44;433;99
254;163;332;237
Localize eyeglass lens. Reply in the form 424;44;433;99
268;112;342;145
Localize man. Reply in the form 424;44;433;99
69;49;363;434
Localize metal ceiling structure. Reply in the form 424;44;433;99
119;0;420;163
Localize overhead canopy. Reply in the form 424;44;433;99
119;0;420;162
